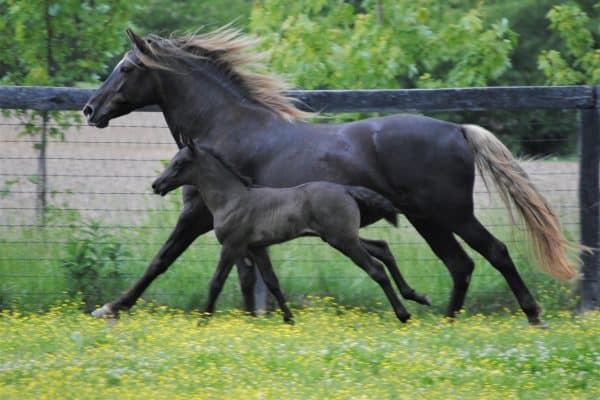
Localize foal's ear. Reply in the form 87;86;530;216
126;28;151;55
181;136;196;155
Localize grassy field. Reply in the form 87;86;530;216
1;300;599;399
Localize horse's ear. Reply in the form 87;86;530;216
126;28;151;54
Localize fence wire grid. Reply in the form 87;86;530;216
0;110;582;310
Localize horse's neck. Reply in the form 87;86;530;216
157;69;292;151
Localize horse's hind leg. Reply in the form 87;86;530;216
360;238;431;306
248;247;294;323
329;237;411;322
454;215;543;325
235;258;257;315
408;216;475;319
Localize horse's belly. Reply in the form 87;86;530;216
253;149;389;195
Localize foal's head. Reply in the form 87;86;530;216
152;145;199;196
153;140;255;196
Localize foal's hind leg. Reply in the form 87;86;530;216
408;217;475;319
248;247;294;323
360;238;431;306
454;215;543;325
328;238;411;322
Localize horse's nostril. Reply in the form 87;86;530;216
83;104;94;117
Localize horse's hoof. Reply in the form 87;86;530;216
398;313;411;323
529;319;549;329
283;315;295;325
417;295;432;307
91;304;116;319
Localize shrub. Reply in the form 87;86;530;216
61;220;129;312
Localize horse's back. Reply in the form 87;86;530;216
257;114;476;219
365;115;475;218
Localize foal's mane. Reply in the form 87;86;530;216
181;136;255;187
198;145;255;188
131;26;310;122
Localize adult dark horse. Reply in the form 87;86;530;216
84;27;578;325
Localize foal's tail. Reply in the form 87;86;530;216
461;124;583;281
346;186;398;227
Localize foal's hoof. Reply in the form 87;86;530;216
283;315;295;325
91;304;117;319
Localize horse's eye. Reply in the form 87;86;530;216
120;63;134;73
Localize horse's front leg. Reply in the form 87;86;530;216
205;245;244;315
92;187;212;318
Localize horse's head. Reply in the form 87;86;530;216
83;29;160;128
152;143;199;196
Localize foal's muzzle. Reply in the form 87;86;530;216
152;181;167;196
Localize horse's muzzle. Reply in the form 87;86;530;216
82;103;110;128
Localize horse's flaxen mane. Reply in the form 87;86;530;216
132;26;311;122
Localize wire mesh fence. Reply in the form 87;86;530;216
0;109;583;312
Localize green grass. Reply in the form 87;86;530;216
0;193;580;315
1;301;599;399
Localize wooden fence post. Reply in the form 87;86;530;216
579;100;600;311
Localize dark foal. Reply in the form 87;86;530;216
150;144;427;322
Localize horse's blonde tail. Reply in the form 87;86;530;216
461;124;583;281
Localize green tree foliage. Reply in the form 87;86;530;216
249;0;517;89
130;0;253;35
538;2;600;84
0;0;133;86
0;0;134;222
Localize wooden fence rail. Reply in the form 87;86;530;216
0;84;598;311
0;85;596;112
